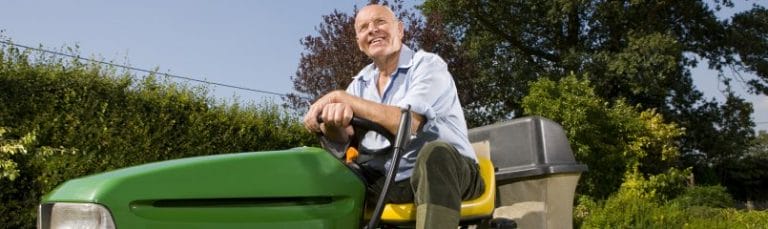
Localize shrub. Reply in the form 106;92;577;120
684;208;768;228
579;191;768;228
0;42;315;227
579;181;766;228
0;127;32;181
580;168;690;228
573;195;597;227
619;167;691;202
671;185;734;208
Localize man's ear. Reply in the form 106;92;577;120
355;36;364;52
398;21;405;39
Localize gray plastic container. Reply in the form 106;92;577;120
468;116;587;229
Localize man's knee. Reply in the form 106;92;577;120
410;141;466;210
412;141;462;188
415;141;456;167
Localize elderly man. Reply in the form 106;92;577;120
303;4;483;228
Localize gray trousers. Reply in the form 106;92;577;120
366;141;485;229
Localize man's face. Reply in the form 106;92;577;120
354;5;403;60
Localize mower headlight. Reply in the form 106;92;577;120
38;203;115;229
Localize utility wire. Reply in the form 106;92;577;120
0;40;287;97
0;40;764;112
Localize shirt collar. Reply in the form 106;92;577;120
395;45;415;70
356;45;414;82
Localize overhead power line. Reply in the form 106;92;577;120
0;40;287;97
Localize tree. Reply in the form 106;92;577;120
420;0;760;194
420;1;766;113
522;74;684;198
754;131;768;156
724;6;768;94
721;131;768;204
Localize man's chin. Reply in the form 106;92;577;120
366;50;383;58
367;47;396;59
368;46;384;53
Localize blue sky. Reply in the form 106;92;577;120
1;0;765;131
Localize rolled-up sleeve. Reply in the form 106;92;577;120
396;55;452;121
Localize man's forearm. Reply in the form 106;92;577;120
328;90;423;135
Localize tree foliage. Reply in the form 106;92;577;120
418;0;764;188
420;0;766;115
0;127;32;181
522;74;684;198
720;131;768;202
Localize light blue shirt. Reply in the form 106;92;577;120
347;45;476;181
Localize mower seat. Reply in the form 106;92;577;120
380;141;495;223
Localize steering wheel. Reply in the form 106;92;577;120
317;116;395;144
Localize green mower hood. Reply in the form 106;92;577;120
40;147;366;228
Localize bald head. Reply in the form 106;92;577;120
354;4;404;62
357;4;397;21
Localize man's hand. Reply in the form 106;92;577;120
305;90;425;137
320;102;353;130
303;91;354;143
303;97;331;134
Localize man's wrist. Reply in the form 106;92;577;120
331;90;354;104
328;90;341;103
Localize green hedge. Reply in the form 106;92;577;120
0;44;315;228
577;184;768;228
672;185;735;209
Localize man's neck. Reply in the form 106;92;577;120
373;48;401;77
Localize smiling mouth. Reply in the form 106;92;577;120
369;37;384;46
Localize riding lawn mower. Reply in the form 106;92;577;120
37;108;586;228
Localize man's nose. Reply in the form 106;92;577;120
369;25;380;34
363;22;380;34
